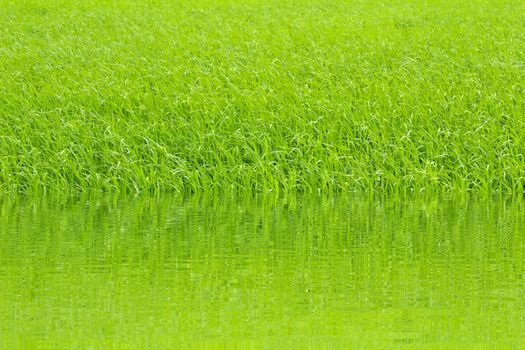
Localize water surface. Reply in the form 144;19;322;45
0;195;524;348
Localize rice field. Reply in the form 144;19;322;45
1;0;524;194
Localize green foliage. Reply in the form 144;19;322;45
0;0;524;194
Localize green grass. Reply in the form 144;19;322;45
0;0;524;194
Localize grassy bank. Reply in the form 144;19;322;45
0;0;524;194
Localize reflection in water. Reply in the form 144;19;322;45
0;195;524;348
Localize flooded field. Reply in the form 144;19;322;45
1;195;524;348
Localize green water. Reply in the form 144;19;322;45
0;195;524;349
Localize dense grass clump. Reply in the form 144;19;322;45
0;0;524;194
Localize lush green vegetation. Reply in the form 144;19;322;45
1;0;524;194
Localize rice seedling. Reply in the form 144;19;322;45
0;0;523;194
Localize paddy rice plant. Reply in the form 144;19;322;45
0;0;524;194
